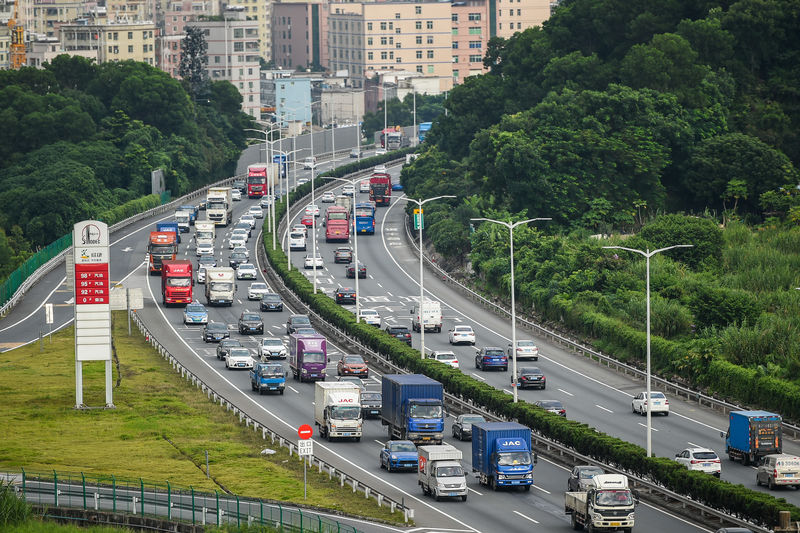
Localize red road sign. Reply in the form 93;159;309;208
298;424;313;440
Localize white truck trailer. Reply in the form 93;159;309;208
314;382;362;441
418;444;467;501
565;474;637;532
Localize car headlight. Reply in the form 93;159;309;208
525;473;532;479
497;474;506;480
301;368;307;374
330;424;336;429
627;513;635;520
590;513;602;522
391;455;397;460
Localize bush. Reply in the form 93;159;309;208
0;480;31;526
637;214;723;269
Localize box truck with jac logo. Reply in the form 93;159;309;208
161;259;194;306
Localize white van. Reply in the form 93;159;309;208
303;156;317;170
289;231;307;251
411;299;443;333
757;454;800;489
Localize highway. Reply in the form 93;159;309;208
0;142;785;531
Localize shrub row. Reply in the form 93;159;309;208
264;189;800;528
97;194;162;227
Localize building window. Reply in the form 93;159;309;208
469;13;481;21
427;50;434;58
396;27;401;34
396;42;401;48
426;21;433;29
127;31;133;39
469;40;481;48
396;57;402;63
427;35;434;44
416;65;423;73
234;42;244;51
389;51;394;59
389;22;393;29
416;50;422;59
380;22;386;30
469;54;482;62
452;28;458;35
367;37;373;45
415;6;422;14
381;37;387;45
367;22;372;30
499;23;502;29
368;52;373;60
517;9;521;15
427;65;434;73
453;69;459;78
452;55;458;63
452;41;458;49
498;10;502;16
234;28;243;38
389;37;394;44
452;13;458;21
395;12;400;18
416;36;422;45
381;51;387;59
415;21;422;30
469;27;482;34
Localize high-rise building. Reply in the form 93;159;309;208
226;0;272;62
59;20;157;65
272;2;320;71
451;0;489;83
491;0;550;39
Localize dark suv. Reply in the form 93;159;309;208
334;247;353;263
216;339;243;359
232;179;246;192
335;287;357;304
385;325;412;345
346;262;367;279
475;346;508;371
238;310;264;335
286;314;312;334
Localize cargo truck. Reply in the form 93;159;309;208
206;187;232;226
161;260;193;306
194;221;215;247
410;299;442;333
175;211;191;233
177;204;198;224
723;410;782;465
314;382;363;441
472;422;535;491
289;333;327;382
369;171;392;207
148;231;177;274
565;474;637;532
204;267;235;306
381;374;444;445
418;444;468;501
249;362;286;395
157;221;181;244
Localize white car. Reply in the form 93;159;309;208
196;267;207;284
259;337;288;360
305;204;320;217
289;231;307;251
248;282;270;300
303;156;316;170
429;350;459;369
232;245;249;259
229;233;247;249
259;195;273;208
359;179;370;193
226;347;254;370
231;189;242;201
291;224;308;237
304;254;324;269
375;148;387;155
358;308;381;326
249;206;264;219
631;391;669;416
342;185;355;197
448;325;476;345
240;214;256;228
195;242;214;256
321;192;336;203
508;339;539;360
236;263;258;280
674;447;721;477
297;178;310;186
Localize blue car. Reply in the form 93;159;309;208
391;183;404;191
183;302;208;325
379;440;418;472
475;346;508;371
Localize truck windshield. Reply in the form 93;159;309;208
409;403;443;419
595;490;632;506
209;282;233;291
260;368;283;378
434;466;463;478
328;212;348;220
330;406;361;419
497;452;532;466
303;352;325;364
150;244;175;255
207;200;226;209
196;231;212;240
166;278;191;287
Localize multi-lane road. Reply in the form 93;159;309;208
2;144;792;532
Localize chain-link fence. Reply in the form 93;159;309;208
13;469;361;532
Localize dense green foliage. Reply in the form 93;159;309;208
0;56;251;273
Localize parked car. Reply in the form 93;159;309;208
346;262;367;278
452;414;486;441
567;465;606;492
232;179;246;192
337;354;369;377
292;224;308;237
335;287;357;304
334;247;353;263
534;399;566;417
258;337;288;360
238;310;264;335
260;293;284;312
259;195;273;208
286;314;312;334
475;346;508;371
361;392;382;418
236;263;258;280
385;325;412;345
248;282;270;300
448;325;476;345
508;340;539;360
183;302;208;325
756;454;800;489
427;350;459;369
304;254;324;269
216;339;242;360
513;366;546;390
380;440;419;472
226;347;254;370
321;191;336;203
197;255;216;270
675;447;722;477
358;308;381;326
631;391;670;416
203;322;229;343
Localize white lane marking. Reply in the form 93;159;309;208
558;388;574;396
374;440;385;446
387;291;393;297
287;386;299;394
532;484;550;494
503;389;513;395
595;404;613;413
637;423;659;432
468;487;483;496
687;441;700;448
471;373;486;381
144;269;479;532
512;510;539;524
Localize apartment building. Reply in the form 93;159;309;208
24;0;95;39
272;2;320;70
451;0;489;83
187;9;261;117
159;0;214;78
225;0;271;62
275;77;312;126
0;24;8;69
59;20;157;65
493;0;550;39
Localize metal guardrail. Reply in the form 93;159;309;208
4;469;362;532
128;311;414;523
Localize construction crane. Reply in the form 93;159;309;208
9;0;26;69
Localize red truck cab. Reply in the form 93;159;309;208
161;260;193;305
369;173;392;206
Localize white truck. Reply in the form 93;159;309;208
314;382;362;441
206;187;232;226
418;444;468;501
565;474;637;532
411;299;443;333
204;267;236;306
175;210;191;233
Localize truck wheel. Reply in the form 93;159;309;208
434;489;441;501
769;477;776;490
756;475;761;486
490;476;497;491
355;436;361;442
461;494;467;501
387;462;392;473
279;389;284;395
523;485;531;492
570;512;583;530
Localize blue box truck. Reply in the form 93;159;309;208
724;410;782;465
157;221;181;244
381;374;444;445
472;422;535;491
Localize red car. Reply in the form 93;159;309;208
301;215;314;228
337;354;369;378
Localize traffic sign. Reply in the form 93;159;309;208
298;424;313;440
413;208;424;230
298;439;313;457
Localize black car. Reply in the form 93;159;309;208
385;325;412;345
216;339;243;359
234;221;252;238
203;322;229;343
260;293;284;312
346;262;367;279
232;179;246;193
238;310;264;335
333;247;353;264
335;287;357;304
514;367;546;390
286;314;312;334
567;465;605;492
452;414;486;441
229;251;248;268
361;392;382;418
197;255;216;270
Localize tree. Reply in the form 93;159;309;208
179;27;209;100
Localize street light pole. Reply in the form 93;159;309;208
396;195;456;358
326;176;363;318
602;244;693;457
471;217;551;403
